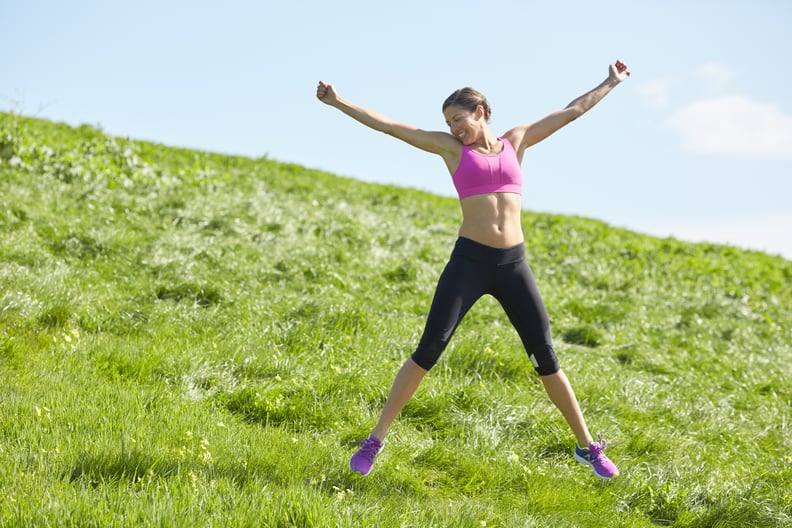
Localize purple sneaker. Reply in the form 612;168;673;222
574;434;619;479
350;436;383;476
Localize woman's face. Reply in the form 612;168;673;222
443;105;483;144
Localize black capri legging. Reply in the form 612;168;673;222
410;237;560;376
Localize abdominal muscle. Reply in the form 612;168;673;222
457;192;524;248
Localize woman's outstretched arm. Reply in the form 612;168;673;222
505;60;631;158
316;81;459;157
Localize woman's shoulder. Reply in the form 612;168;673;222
499;135;516;150
500;129;523;148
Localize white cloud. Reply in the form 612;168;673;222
638;79;672;108
696;62;735;91
643;211;792;260
665;95;792;158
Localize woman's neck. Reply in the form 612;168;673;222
470;130;501;153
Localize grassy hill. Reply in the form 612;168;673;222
1;111;790;527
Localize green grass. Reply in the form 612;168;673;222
1;111;790;527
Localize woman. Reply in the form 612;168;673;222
316;60;630;480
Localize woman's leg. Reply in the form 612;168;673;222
544;369;620;479
350;358;429;475
369;243;487;440
495;258;593;446
350;245;487;475
371;358;427;440
496;259;618;479
540;369;593;447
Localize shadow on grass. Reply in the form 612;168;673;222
67;449;180;486
66;448;289;489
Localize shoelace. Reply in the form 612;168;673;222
588;434;608;460
351;438;381;460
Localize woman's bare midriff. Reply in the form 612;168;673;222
457;192;524;248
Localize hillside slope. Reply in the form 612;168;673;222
1;112;790;527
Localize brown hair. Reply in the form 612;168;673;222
442;87;491;121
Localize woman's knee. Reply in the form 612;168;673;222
529;344;560;376
410;339;449;371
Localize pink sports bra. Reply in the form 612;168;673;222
451;137;522;200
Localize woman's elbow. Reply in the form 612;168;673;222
565;107;585;122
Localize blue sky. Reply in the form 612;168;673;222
3;1;791;259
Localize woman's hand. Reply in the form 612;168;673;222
609;60;631;84
316;81;339;105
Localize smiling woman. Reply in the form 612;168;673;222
443;87;492;128
316;60;631;480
